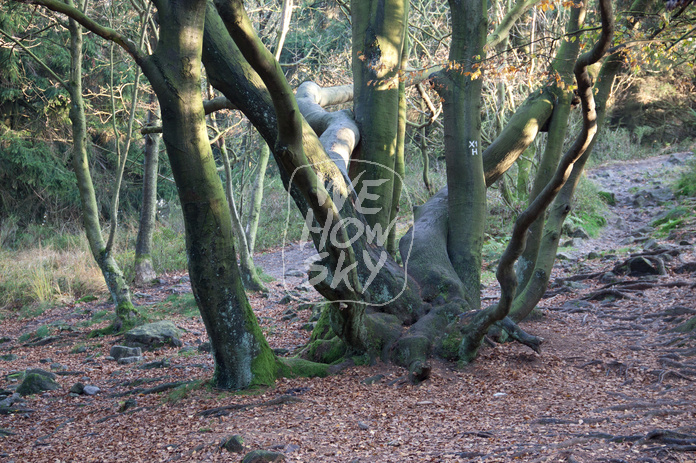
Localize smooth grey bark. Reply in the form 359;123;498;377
134;99;160;286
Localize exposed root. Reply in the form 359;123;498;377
197;394;305;417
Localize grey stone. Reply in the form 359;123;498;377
569;227;590;239
0;336;11;344
556;252;574;261
361;374;384;386
140;359;170;369
599;272;618;284
0;354;17;362
628;256;665;276
241;450;286;463
272;348;289;356
221;434;245;453
17;370;60;396
110;346;142;361
82;385;100;395
587;251;601;260
124;321;182;349
50;363;64;370
117;356;143;365
72;346;88;354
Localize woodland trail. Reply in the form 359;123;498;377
1;151;695;462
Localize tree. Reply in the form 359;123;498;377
16;0;632;390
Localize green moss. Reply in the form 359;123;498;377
306;336;347;364
671;315;696;333
165;380;204;404
309;303;335;342
278;357;330;378
437;331;463;360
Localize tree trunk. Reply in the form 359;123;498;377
516;5;585;292
65;0;137;330
437;0;488;311
134;95;160;286
244;139;270;255
145;0;277;389
349;0;408;234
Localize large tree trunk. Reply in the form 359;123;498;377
144;0;277;389
349;0;408;234
437;0;488;312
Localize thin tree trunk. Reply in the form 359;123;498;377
65;0;137;329
244;139;269;255
134;95;160;286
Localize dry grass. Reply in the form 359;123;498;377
0;243;106;314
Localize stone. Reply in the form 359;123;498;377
17;369;60;396
72;346;88;354
587;251;601;260
0;336;11;344
360;374;384;386
124;321;182;349
556;252;573;261
221;434;245;453
82;385;100;395
272;348;289;356
69;383;85;394
0;354;17;362
628;256;665;276
569;227;590;239
117;356;142;365
599;272;618;284
241;450;286;463
110;346;142;361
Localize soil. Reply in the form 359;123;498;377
1;151;696;463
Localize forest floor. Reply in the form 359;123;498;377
1;151;696;463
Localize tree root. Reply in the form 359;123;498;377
197;394;304;417
497;317;543;354
109;381;192;398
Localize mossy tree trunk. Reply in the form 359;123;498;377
65;0;137;329
349;0;409;236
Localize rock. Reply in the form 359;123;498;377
197;342;211;353
569;227;590;239
117;356;142;365
628;256;665;276
72;346;88;354
556;252;573;261
284;269;305;278
241;450;286;463
110;346;142;361
17;369;60;396
119;397;137;412
0;393;20;408
40;358;52;364
643;239;660;250
69;383;85;394
0;354;17;362
300;323;314;331
124;321;182;349
358;421;370;430
0;337;12;344
221;434;245;453
178;346;197;355
272;348;289;356
587;251;601;260
82;385;100;395
599;272;618;284
361;374;384;385
50;363;64;371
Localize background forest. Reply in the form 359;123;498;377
0;0;693;317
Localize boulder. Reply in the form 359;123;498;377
17;369;60;396
221;434;245;453
124;321;182;349
241;450;286;463
110;346;142;361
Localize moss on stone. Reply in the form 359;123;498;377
305;336;346;364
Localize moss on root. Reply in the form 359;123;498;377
278;357;331;378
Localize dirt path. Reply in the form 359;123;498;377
1;152;695;462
